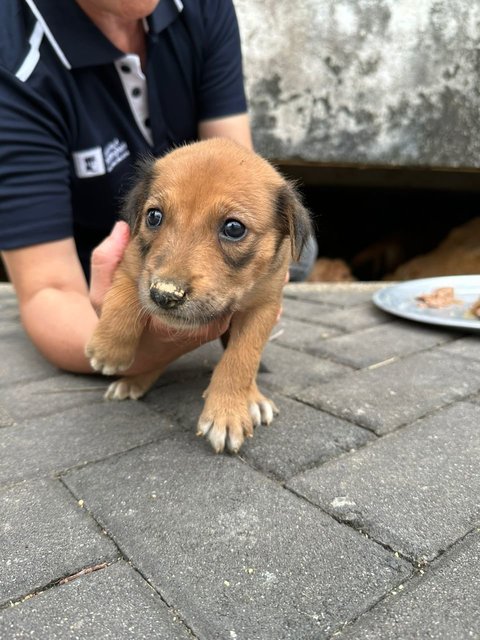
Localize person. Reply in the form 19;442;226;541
0;0;316;378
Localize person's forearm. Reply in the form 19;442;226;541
21;287;99;373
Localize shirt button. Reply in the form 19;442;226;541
120;64;131;73
132;87;142;98
145;118;151;128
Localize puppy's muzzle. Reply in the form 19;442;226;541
150;281;186;310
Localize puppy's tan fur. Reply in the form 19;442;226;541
86;139;311;453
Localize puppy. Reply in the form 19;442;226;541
86;138;312;453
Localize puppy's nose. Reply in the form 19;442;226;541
149;281;186;309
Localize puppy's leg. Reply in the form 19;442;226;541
104;366;165;400
197;300;279;453
86;270;145;375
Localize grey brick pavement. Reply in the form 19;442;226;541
0;561;192;640
338;531;480;639
288;402;480;562
1;281;479;639
63;436;411;640
0;478;117;603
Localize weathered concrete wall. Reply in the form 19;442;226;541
234;0;480;168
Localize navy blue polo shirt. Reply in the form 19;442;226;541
0;0;247;278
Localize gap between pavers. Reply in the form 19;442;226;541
63;433;412;640
306;321;457;369
0;332;62;387
297;350;480;435
0;373;108;422
288;402;480;563
337;531;480;640
0;561;192;640
0;400;175;486
0;478;118;605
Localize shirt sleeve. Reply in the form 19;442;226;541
0;66;73;251
197;0;248;121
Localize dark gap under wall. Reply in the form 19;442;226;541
300;185;478;280
278;163;480;281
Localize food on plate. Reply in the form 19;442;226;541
415;286;462;309
470;297;480;318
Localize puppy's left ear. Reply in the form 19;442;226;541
119;155;156;233
275;182;313;260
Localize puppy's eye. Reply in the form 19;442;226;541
221;219;247;241
146;208;163;229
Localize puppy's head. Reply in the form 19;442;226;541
121;138;312;328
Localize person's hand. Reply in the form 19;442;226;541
89;220;131;315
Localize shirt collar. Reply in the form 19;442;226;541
26;0;183;69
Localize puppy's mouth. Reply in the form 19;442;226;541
143;280;234;328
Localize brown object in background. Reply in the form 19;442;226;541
307;258;356;282
387;217;480;280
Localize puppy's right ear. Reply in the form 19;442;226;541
275;182;313;261
119;155;156;233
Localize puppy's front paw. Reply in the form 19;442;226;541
104;378;146;400
104;369;163;401
85;339;135;376
197;388;278;453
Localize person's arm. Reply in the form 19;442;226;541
3;238;97;372
2;224;230;375
199;113;252;149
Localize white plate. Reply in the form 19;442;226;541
373;275;480;332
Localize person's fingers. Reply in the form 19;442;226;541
89;221;130;314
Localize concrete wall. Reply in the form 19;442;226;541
234;0;480;169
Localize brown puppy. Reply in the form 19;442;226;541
86;138;312;453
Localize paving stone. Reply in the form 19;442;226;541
143;376;209;432
439;335;480;362
288;402;480;563
0;401;172;486
310;303;391;332
240;395;374;481
0;479;117;604
0;332;61;387
339;532;480;640
0;322;24;338
297;350;480;434
0;405;15;428
281;297;337;323
259;342;351;397
64;436;411;640
0;374;108;422
0;292;22;337
270;316;341;352
0;561;191;640
309;321;455;369
0;285;19;310
284;283;385;307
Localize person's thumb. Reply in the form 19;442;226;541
89;221;130;314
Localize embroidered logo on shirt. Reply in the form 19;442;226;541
73;139;130;179
103;138;130;173
73;147;106;179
